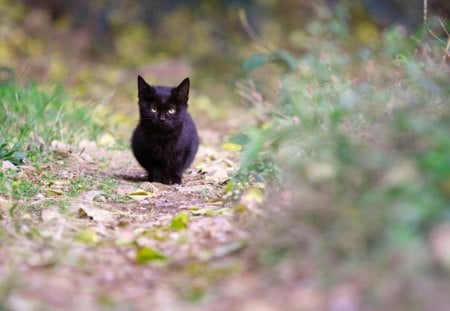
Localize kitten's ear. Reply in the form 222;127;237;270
137;75;154;98
174;77;190;103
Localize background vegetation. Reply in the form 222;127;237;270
1;0;449;309
236;11;450;308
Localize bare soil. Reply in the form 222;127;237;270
0;128;257;311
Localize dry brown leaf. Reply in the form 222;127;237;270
204;165;230;184
51;140;71;157
0;196;10;209
78;204;115;222
1;160;18;171
83;190;103;202
41;209;62;222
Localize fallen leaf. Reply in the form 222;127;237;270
139;182;160;193
83;190;103;202
212;241;247;258
2;160;18;171
127;189;157;201
41;209;61;222
241;187;264;204
224;181;236;194
222;142;242;152
116;184;137;196
74;228;98;244
189;206;232;217
98;133;116;147
50;140;71;157
78;205;114;222
136;247;168;264
204;165;230;184
42;188;64;196
169;211;190;230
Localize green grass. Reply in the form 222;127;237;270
0;170;39;199
0;81;121;216
67;175;119;198
0;82;104;165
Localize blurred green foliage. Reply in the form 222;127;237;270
235;5;450;307
2;0;448;118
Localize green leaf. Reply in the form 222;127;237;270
190;207;232;217
241;54;271;72
0;141;26;165
136;247;168;264
169;211;190;230
224;180;236;194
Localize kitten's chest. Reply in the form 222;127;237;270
138;131;180;159
148;140;175;158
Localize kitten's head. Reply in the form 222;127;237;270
137;75;190;131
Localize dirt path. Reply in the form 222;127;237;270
0;129;252;310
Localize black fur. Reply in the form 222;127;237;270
131;76;199;184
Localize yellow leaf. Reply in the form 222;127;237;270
127;189;156;201
261;122;272;131
242;187;264;204
43;188;64;196
222;142;242;152
98;133;116;147
190;207;232;216
74;228;98;244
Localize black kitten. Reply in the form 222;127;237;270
131;76;199;184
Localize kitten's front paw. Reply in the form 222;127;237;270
170;174;182;185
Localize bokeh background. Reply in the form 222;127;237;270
2;0;448;117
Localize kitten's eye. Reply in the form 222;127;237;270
150;107;158;113
168;108;176;114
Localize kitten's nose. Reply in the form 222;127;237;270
158;114;166;121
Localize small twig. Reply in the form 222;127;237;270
78;146;86;157
436;18;450;69
439;18;450;39
426;27;448;45
423;0;427;25
239;9;273;53
423;1;449;68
